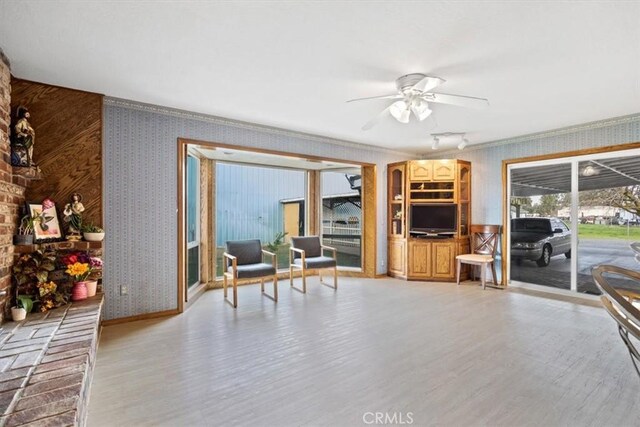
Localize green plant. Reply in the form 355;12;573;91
81;223;104;233
266;231;288;253
12;250;57;299
16;295;33;313
17;215;36;235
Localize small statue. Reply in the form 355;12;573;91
63;193;85;241
10;106;36;167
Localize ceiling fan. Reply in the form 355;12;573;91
347;73;489;130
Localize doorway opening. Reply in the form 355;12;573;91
177;139;376;310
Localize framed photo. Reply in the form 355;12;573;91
28;201;63;243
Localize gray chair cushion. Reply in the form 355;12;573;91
291;236;322;259
226;240;262;266
294;256;336;269
229;263;276;279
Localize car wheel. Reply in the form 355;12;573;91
565;250;571;259
536;245;551;267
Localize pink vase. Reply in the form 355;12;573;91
72;281;88;301
85;280;98;297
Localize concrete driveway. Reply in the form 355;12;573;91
510;238;640;294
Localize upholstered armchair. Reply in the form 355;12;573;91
289;236;337;293
223;239;278;308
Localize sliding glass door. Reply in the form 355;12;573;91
577;155;640;294
507;148;640;294
509;162;572;291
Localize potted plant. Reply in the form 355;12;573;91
86;256;103;297
11;289;32;321
65;260;91;301
13;214;36;245
82;224;104;242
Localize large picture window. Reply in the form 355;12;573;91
215;163;306;275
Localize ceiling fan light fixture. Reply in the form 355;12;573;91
411;100;432;121
390;100;410;123
458;138;469;150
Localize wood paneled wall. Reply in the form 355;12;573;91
11;79;103;226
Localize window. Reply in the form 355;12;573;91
186;154;200;288
321;170;362;268
215;163;306;275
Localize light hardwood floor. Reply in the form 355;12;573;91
87;278;640;426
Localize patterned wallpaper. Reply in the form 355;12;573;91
426;114;640;225
103;98;411;320
423;113;640;281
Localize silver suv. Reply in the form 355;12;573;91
511;217;571;267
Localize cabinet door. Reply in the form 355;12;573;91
432;242;455;278
432;160;456;181
388;240;406;277
408;241;431;278
388;164;405;237
409;161;432;181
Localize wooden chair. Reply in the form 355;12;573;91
456;224;501;289
592;265;640;378
289;236;337;293
223;239;277;308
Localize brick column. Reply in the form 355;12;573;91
0;49;14;322
0;49;26;322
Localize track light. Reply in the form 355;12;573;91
390;101;411;123
430;132;469;150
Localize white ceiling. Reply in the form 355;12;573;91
1;1;639;153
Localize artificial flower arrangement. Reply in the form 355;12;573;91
61;252;103;280
37;281;67;313
65;262;90;282
12;250;68;313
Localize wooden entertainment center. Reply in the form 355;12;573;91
387;159;471;281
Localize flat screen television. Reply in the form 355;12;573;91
410;204;457;233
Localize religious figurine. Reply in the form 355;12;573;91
10;106;36;167
63;193;85;241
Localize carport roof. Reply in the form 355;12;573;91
511;155;640;197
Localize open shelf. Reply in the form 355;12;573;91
14;240;103;254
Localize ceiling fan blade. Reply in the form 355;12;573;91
411;76;445;93
425;92;490;109
347;94;402;103
362;105;392;131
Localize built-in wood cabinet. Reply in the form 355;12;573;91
387;159;471;281
388;239;406;277
408;240;431;278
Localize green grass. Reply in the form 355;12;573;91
577;223;640;240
